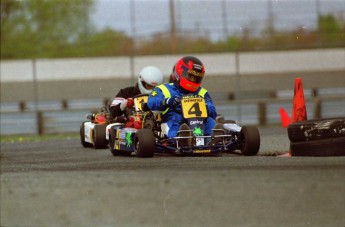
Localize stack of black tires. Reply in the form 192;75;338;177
287;117;345;156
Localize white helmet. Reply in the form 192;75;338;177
138;66;164;94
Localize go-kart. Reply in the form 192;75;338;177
80;105;113;149
107;94;156;156
80;94;155;150
108;94;261;157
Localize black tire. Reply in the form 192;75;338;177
239;126;260;156
134;129;155;158
288;117;345;142
290;136;345;156
109;126;131;156
93;124;108;149
80;121;93;148
109;126;119;156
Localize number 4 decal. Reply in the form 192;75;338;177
188;102;203;117
181;98;207;118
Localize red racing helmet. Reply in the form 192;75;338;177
173;56;205;92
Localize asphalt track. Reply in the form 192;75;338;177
1;127;345;226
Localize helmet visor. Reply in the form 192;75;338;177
181;66;204;84
141;81;155;90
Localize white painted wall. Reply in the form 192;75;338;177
1;48;344;82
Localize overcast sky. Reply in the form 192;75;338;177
91;0;345;40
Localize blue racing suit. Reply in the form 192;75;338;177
147;83;217;138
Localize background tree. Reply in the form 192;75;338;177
1;0;94;59
318;14;344;47
75;28;133;57
1;1;344;59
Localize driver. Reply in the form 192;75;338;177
109;66;164;119
147;56;219;146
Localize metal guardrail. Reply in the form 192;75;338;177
3;87;345;113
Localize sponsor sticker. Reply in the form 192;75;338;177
193;149;211;154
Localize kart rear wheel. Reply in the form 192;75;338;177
239;126;260;156
135;129;154;158
80;121;93;148
93;124;108;149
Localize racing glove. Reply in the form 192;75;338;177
162;95;181;107
120;98;134;111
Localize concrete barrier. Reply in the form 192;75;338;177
1;49;344;102
1;49;344;82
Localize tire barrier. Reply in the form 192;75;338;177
288;117;345;142
287;117;345;156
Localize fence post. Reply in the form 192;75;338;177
269;90;277;98
62;99;68;110
258;102;267;126
312;88;318;97
314;98;322;119
19;101;26;112
36;111;44;135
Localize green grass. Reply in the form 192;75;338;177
0;133;79;143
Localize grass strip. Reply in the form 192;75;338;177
0;133;79;143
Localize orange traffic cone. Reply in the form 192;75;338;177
279;78;307;157
279;107;291;128
279;152;291;157
291;78;307;123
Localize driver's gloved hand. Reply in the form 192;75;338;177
120;98;134;111
163;95;181;107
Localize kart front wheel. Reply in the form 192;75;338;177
109;126;120;156
239;126;260;156
109;126;131;156
135;129;154;158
